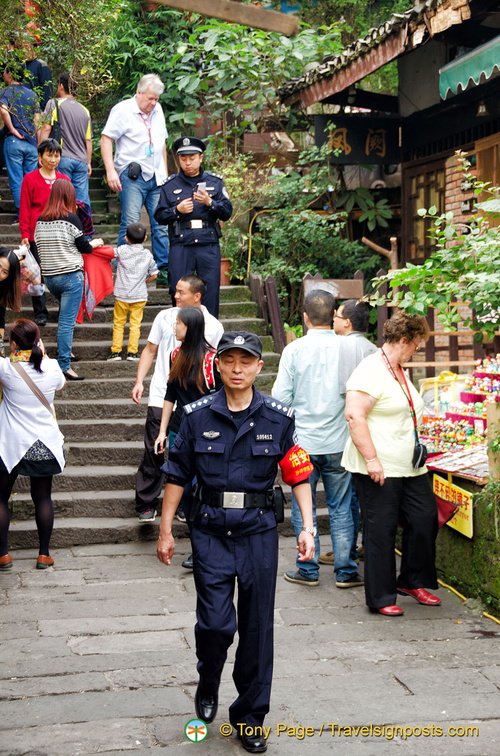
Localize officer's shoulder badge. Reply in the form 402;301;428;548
164;174;177;183
205;170;223;180
184;394;216;414
264;396;294;418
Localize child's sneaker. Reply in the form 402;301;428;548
107;351;122;361
126;352;140;361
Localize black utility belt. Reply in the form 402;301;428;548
205;491;274;509
178;219;214;230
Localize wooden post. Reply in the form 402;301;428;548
149;0;299;36
264;275;287;354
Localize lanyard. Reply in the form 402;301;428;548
380;348;419;432
138;112;153;155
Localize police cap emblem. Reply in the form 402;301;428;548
216;331;263;359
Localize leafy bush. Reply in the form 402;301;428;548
371;154;500;340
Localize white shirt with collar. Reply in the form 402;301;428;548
147;306;224;408
101;95;168;184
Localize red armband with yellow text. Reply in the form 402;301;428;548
279;445;314;486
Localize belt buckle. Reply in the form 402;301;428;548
222;492;245;509
191;219;203;229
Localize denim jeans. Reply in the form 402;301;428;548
291;452;357;581
118;170;169;269
58;157;91;207
44;270;84;372
3;136;38;210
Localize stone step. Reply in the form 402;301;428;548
10;490;136;521
13;465;138;493
12;301;259;328
57;418;144;441
52;369;277;408
8;516;190;549
54;398;147;420
8;507;327;548
64;441;144;466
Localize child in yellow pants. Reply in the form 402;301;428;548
107;222;158;361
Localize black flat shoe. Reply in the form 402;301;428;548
195;684;218;723
63;371;85;381
238;731;268;753
182;554;193;569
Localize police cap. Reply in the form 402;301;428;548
217;331;263;359
173;136;206;155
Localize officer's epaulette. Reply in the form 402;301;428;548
264;397;294;418
164;174;177;183
184;394;216;414
204;170;223;180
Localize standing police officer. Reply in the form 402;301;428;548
157;332;315;754
154;137;232;319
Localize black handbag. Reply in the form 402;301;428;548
49;99;62;147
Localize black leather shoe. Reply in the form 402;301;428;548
195;684;218;723
63;371;85;381
182;554;193;569
238;731;268;753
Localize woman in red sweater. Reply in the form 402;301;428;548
19;138;70;327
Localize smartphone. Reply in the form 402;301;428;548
197;182;206;192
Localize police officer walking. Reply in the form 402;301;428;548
157;332;315;754
154;137;232;318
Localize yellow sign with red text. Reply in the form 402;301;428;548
433;475;473;538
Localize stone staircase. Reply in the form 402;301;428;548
1;166;287;548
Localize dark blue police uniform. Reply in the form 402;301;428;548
154;169;232;318
162;386;300;730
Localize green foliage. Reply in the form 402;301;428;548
104;1;200;123
203;148;276;278
168;19;344;136
0;0;121;109
249;143;383;323
370;154;500;339
335;187;393;231
101;4;343;136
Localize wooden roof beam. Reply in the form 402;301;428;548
151;0;299;36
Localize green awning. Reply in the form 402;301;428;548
439;35;500;99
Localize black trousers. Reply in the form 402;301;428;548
134;406;165;513
191;525;278;729
168;242;221;318
353;473;438;609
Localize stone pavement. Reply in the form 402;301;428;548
1;534;500;756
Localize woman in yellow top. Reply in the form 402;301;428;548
342;311;439;617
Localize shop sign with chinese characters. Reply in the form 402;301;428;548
315;115;400;165
433;475;473;538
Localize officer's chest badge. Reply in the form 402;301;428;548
173;188;183;194
202;431;220;439
256;434;273;441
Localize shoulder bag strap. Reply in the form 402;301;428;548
11;362;54;415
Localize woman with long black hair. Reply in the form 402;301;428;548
155;306;221;454
0;247;22;356
152;307;221;535
0;319;65;571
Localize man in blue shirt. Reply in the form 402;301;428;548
272;289;364;589
0;59;39;216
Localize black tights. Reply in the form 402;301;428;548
0;473;54;556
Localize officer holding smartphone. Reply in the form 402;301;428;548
154;136;232;318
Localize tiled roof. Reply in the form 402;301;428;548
278;0;443;100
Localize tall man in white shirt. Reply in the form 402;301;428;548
131;275;223;522
272;289;364;589
100;74;170;284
